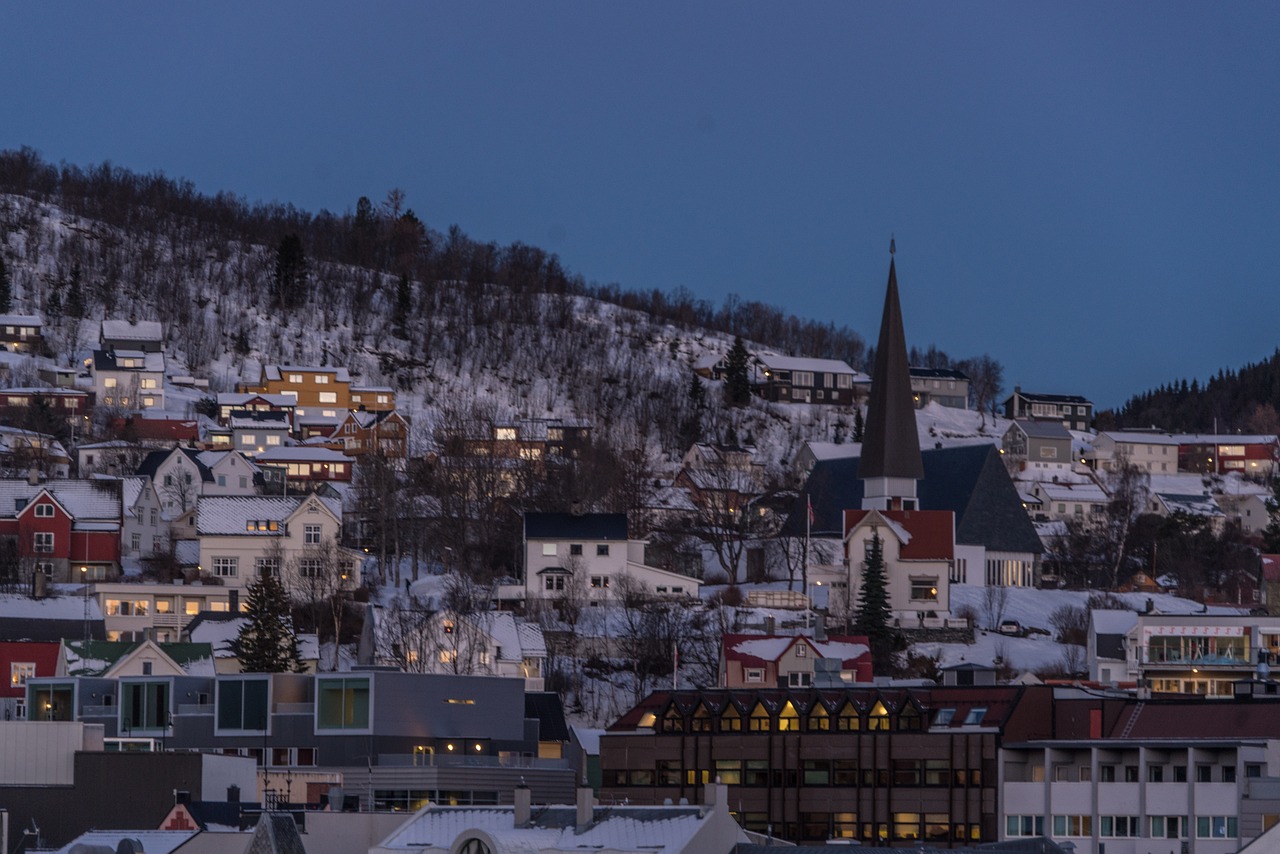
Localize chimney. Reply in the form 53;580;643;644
26;466;39;486
514;784;531;827
764;616;775;635
703;780;728;811
575;785;594;832
814;619;827;642
229;589;239;612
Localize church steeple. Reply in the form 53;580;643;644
861;240;923;510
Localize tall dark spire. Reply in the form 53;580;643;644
860;244;924;505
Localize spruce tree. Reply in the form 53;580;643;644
0;255;11;313
854;531;895;672
236;571;303;673
724;336;752;406
66;262;85;318
853;406;865;443
395;273;412;338
272;234;307;310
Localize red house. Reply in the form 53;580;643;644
0;640;59;717
0;480;123;582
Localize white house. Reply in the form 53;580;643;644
523;512;700;601
195;494;357;592
90;349;166;411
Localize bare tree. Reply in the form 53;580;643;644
613;574;689;704
981;584;1010;630
1101;455;1150;589
290;538;356;671
959;354;1004;430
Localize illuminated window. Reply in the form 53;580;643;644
869;701;890;731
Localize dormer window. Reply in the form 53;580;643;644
34;503;54;517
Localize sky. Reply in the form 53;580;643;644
2;3;1278;410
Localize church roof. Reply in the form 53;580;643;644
785;444;1043;555
860;257;924;481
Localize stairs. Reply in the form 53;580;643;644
1119;701;1144;738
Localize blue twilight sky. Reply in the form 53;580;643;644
2;3;1279;410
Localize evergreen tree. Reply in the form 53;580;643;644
724;336;752;406
0;255;11;313
66;262;85;318
679;374;707;448
1263;479;1280;554
854;532;895;672
236;571;303;673
395;272;412;338
853;406;866;442
272;233;307;310
46;285;62;318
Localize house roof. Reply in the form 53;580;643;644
722;634;871;668
1153;492;1225;517
1035;482;1108;503
217;392;297;408
1090;609;1139;636
255;446;349;463
61;639;215;676
909;366;970;381
101;318;163;343
0;479;122;521
138;447;215;483
196;495;342;535
263;364;352;382
229;411;291;429
786;444;1043;555
860;257;924;482
1097;431;1182;446
844;509;954;560
1009;420;1073;440
1172;433;1279;446
93;349;165;372
524;512;629;541
129;417;199;443
754;352;860;376
53;830;196;854
1008;390;1092;405
0;593;106;640
0;314;43;326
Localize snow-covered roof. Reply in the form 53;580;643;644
801;440;862;462
253;446;349;463
229;413;290;430
174;539;200;566
0;479;121;520
196;495;342;535
1171;433;1278;445
1091;609;1139;636
1097;431;1182;446
1036;482;1109;503
216;392;297;407
375;803;730;853
93;349;165;372
0;314;43;326
0;592;103;621
754;352;862;376
1154;493;1225;517
263;364;352;382
101;318;163;343
54;830;196;854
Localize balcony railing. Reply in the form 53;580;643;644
376;753;570;770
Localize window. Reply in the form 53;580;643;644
241;434;256;446
34;503;54;517
255;557;279;577
314;374;330;384
868;701;890;731
318;391;337;404
213;557;238;577
1149;765;1164;783
1052;816;1092;837
317;677;370;730
962;706;987;725
909;578;938;601
934;708;955;726
10;662;36;688
299;559;323;578
836;702;860;731
596;544;609;556
217;679;269;731
804;759;830;785
1100;816;1140;837
288;373;303;383
33;532;54;553
544;575;565;592
720;705;742;732
1124;765;1139;782
140;378;158;389
788;672;812;688
304;524;322;545
569;544;583;556
590;575;609;589
1151;816;1188;839
1197;764;1212;783
808;704;830;731
748;703;771;732
1196;816;1238;839
266;435;281;446
1099;764;1116;782
131;533;142;551
1224;765;1237;783
744;668;764;683
1006;816;1045;838
121;681;170;732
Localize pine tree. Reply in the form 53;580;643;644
854;532;895;672
272;234;307;310
46;286;62;318
724;336;752;406
395;273;412;338
0;255;11;313
853;406;866;442
66;262;85;318
236;571;303;673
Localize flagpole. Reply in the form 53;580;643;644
804;493;812;630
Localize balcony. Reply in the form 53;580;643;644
377;753;570;770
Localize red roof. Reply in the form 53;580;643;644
117;417;200;442
843;508;954;560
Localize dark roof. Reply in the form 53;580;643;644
526;691;571;743
245;813;306;854
524;512;628;541
1009;420;1073;440
860;258;924;481
137;447;214;483
739;846;1073;854
909;367;970;381
785;444;1042;554
183;801;261;831
1010;390;1092;406
0;617;105;642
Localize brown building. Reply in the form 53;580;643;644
600;685;1029;845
